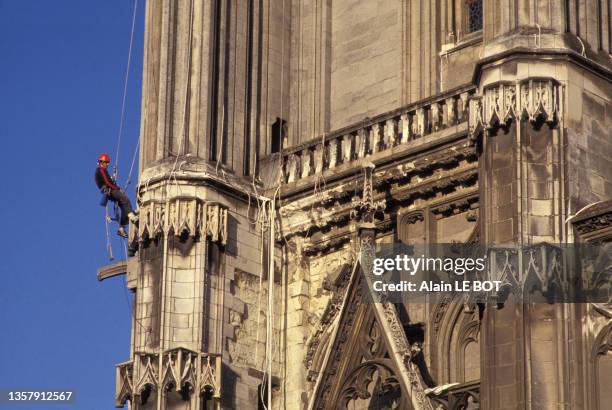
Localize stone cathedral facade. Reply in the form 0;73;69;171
104;0;612;409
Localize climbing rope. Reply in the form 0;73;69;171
104;204;115;260
103;0;139;260
113;0;139;180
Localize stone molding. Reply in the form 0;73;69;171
115;348;222;407
279;144;478;256
572;200;612;243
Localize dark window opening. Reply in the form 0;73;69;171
465;0;483;33
271;117;287;154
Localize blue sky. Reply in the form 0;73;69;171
0;1;145;408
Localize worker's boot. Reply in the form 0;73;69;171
117;226;128;238
128;212;139;224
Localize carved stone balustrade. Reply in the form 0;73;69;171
280;86;476;183
115;349;222;408
129;199;228;249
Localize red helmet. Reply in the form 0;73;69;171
98;153;110;163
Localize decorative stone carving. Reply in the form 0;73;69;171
468;78;561;144
483;83;516;129
116;350;221;406
204;203;228;245
350;163;386;227
133;200;228;248
134;352;159;398
115;361;134;407
161;348;198;393
427;380;480;410
488;243;565;303
279;88;476;182
305;262;354;379
199;354;222;397
520;79;559;123
574;211;612;236
168;199;196;237
309;268;434;410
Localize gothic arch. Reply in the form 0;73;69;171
433;298;481;384
309;263;435;410
398;210;426;244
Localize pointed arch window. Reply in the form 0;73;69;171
465;0;483;34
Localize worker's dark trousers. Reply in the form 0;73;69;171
108;189;133;227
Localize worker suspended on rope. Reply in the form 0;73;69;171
95;153;138;238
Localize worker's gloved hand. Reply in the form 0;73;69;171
101;186;111;195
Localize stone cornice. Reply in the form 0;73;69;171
473;45;612;86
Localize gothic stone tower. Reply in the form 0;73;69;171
111;0;288;409
107;1;612;409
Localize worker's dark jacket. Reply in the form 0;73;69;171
95;166;133;226
95;166;120;192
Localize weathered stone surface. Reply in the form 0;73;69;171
108;1;612;409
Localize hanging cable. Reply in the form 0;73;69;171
113;0;139;179
124;138;140;188
104;204;114;260
164;0;195;200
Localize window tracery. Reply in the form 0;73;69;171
465;0;483;34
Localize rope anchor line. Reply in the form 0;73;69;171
104;0;139;261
